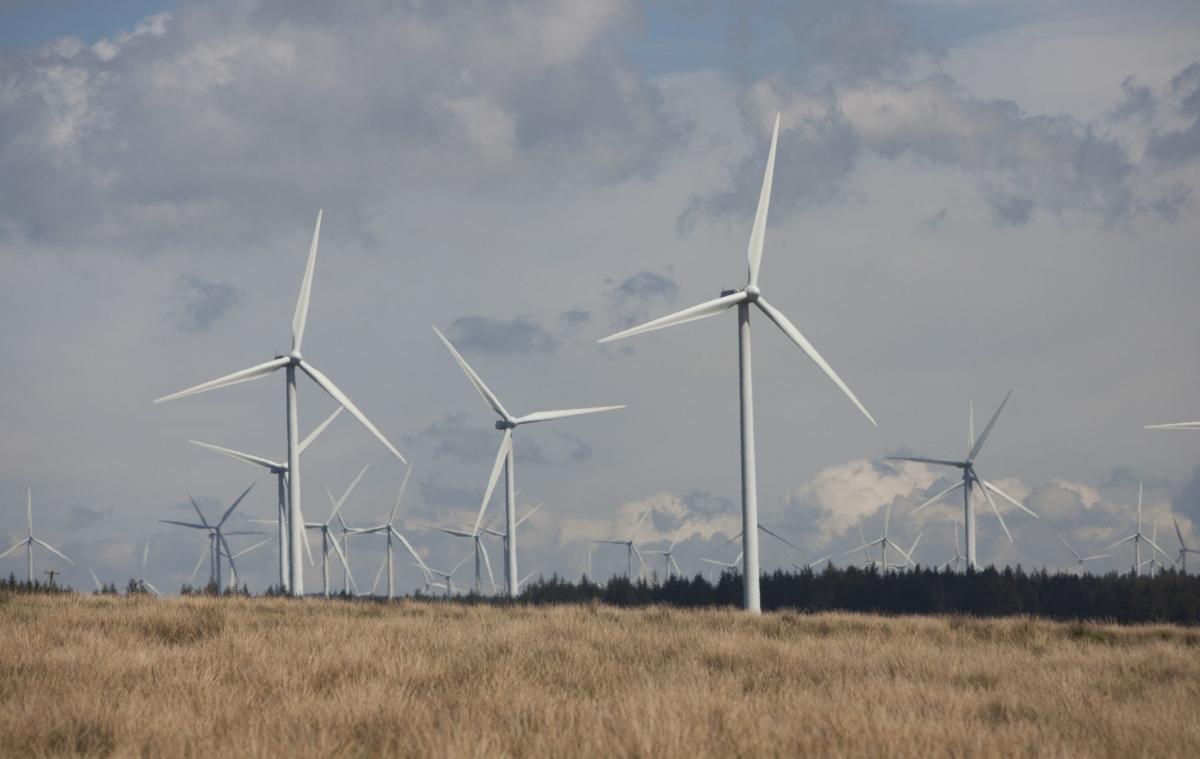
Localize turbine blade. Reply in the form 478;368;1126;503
808;555;832;569
1144;421;1200;430
188;495;212;527
371;555;387;595
598;292;746;344
515;502;544;528
1082;554;1114;562
1056;532;1082;562
514;406;625;426
159;519;208;530
328;535;357;593
233;537;273;560
190;441;281;472
154;357;289;404
719;531;743;550
755;297;875;426
388;463;413;525
292;209;322;353
1144;535;1169;559
759;525;802;552
908;530;924;559
327;463;370;523
26;488;32;536
0;541;26;559
968;401;975;456
35;539;74;565
424;525;475;538
188;544;208;583
432;325;510;421
141;542;150;573
390;527;429;575
217;482;256;528
980;479;1038;518
969;390;1012;460
912;480;965;514
887;456;967;468
299;406;343;454
89;568;103;591
300;361;406;463
976;480;1013;542
472;429;512;536
143;581;162;597
1106;534;1137;549
746;113;780;288
842;541;880;556
479;541;496;589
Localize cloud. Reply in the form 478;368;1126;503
1109;75;1155;123
986;192;1035;227
69;505;111;529
446;315;558;355
559;490;738;546
404;414;503;465
168;271;240;332
605;269;678;328
924;207;947;231
559;308;590;327
0;0;685;248
1147;63;1200;166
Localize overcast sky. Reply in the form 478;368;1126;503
2;0;1200;593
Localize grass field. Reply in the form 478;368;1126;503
2;595;1198;757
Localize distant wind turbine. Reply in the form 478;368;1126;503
842;503;915;572
189;406;341;592
642;539;683;580
138;542;162;597
1055;533;1112;574
0;488;73;583
434;325;623;596
1171;516;1198;573
940;524;968;572
352;466;429;599
161;485;262;590
599;114;876;612
310;465;369;597
888;392;1037;569
1106;483;1168;576
155;211;406;597
590;507;652;579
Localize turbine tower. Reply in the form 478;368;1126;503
598;115;876;612
433;325;623;597
160;485;262;590
888;392;1037;569
0;488;73;583
352;466;429;599
155;211;406;597
1106;483;1167;576
642;540;683;580
189;407;341;592
590;506;652;579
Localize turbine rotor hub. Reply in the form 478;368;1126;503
287;350;303;363
495;420;516;430
743;285;761;302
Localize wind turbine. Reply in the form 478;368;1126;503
790;555;832;572
1171;515;1198;573
309;464;369;598
940;525;968;572
1055;533;1112;574
642;540;683;580
154;211;406;597
701;552;742;583
138;542;162;597
598;115;876;613
719;523;808;567
842;503;915;572
418;554;473;598
1107;483;1168;576
590;507;652;579
220;537;273;591
351;466;429;599
189;407;341;592
1145;420;1200;431
0;488;73;583
888;392;1037;569
434;325;623;597
160;484;261;590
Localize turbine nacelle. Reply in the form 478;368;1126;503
495;420;517;430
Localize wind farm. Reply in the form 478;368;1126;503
3;2;1200;756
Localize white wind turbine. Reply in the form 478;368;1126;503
1138;521;1170;576
1;488;73;583
599;115;876;612
888;392;1037;569
161;485;261;590
701;552;742;583
352;466;430;599
590;507;652;580
1145;420;1200;431
1055;533;1112;574
842;504;916;572
790;554;832;572
189;407;342;592
1171;516;1198;573
154;211;406;597
718;523;808;566
218;537;273;591
423;501;542;594
1107;483;1168;577
418;554;473;598
138;542;162;597
940;525;968;572
433;325;623;597
309;464;369;598
642;540;683;580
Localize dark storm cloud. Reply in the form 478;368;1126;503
405;415;500;465
559;308;591;327
606;269;678;328
169;271;241;332
1109;76;1156;123
986;193;1035;227
447;315;558;355
1144;63;1200;166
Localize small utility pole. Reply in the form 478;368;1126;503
43;569;60;588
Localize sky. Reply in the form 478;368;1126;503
2;0;1200;594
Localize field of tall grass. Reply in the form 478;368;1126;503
1;594;1198;757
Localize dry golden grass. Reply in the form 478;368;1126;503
1;595;1198;758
